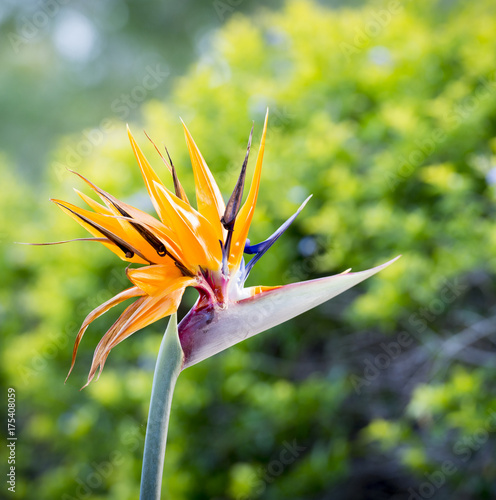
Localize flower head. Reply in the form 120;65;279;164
50;111;398;386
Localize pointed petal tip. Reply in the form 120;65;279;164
50;199;64;208
302;194;313;206
181;120;191;138
243;194;314;276
80;375;93;390
126;125;134;141
377;254;401;272
181;120;193;139
14;237;108;246
348;255;401;275
127;125;137;143
180;118;189;133
387;254;402;265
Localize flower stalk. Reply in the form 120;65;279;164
140;313;183;500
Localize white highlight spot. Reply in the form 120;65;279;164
53;10;98;63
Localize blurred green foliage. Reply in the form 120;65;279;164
3;0;496;498
0;0;284;179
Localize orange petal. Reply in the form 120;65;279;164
127;126;171;224
52;199;151;264
84;297;145;386
181;121;225;241
126;263;197;296
228;110;269;270
70;170;186;267
247;285;281;296
75;189;113;215
108;288;184;351
66;286;144;381
85;285;187;386
75;183;153;257
144;131;190;204
153;182;223;271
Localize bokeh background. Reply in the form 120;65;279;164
2;0;496;498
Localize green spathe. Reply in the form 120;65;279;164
179;257;401;368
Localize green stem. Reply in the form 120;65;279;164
140;313;183;500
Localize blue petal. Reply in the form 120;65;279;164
243;195;312;280
244;239;256;254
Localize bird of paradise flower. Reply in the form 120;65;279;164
44;110;399;499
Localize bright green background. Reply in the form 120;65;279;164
2;0;496;498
